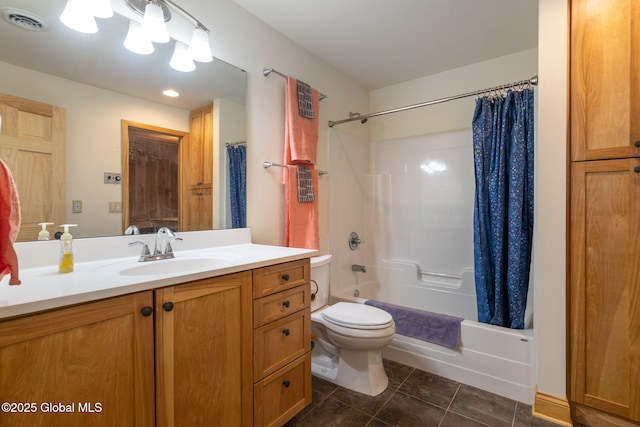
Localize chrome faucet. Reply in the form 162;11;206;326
154;227;181;256
351;264;367;273
129;227;183;262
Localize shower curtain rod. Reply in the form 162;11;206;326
327;75;538;127
263;68;327;100
225;140;246;147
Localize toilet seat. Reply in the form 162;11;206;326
321;302;393;330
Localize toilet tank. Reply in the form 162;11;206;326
310;255;331;311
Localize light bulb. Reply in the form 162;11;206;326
124;20;154;55
141;2;169;43
187;27;213;63
170;41;196;72
59;0;98;34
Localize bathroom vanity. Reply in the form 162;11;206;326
0;229;315;427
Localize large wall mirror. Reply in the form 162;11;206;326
0;0;247;239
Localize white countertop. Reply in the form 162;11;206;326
0;229;317;320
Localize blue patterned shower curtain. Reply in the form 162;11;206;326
227;145;246;228
472;89;534;329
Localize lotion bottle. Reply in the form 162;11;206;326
59;224;77;273
38;222;54;240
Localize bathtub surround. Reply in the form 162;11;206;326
472;89;535;329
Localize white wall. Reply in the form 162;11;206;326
535;0;568;401
369;48;538;140
0;62;189;238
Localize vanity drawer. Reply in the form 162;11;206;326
252;259;310;298
253;308;310;379
253;353;312;427
253;284;310;328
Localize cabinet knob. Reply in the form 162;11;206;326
635;166;640;173
635;141;640;148
282;300;291;308
140;306;153;317
282;274;290;281
282;328;291;336
163;302;174;312
282;380;291;388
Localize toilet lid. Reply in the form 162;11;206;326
321;302;393;329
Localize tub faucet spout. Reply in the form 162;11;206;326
351;264;367;273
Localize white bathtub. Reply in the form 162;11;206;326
331;264;535;404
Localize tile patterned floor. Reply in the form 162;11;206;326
284;359;563;427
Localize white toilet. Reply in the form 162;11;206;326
310;255;396;396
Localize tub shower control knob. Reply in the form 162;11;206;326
349;232;364;250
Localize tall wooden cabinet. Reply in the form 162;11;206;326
569;0;640;424
182;104;213;231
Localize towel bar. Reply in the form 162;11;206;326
263;161;328;176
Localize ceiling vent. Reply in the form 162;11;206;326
1;8;49;32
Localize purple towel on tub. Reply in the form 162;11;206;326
364;300;463;349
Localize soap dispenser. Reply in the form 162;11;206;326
38;222;54;241
59;224;77;273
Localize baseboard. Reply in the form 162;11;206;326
533;391;573;426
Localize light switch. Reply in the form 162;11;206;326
109;201;122;213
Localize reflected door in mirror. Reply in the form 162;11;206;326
0;94;65;242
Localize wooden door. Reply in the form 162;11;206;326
0;93;65;241
570;0;640;161
155;272;253;427
0;292;155;427
570;159;640;421
121;121;187;234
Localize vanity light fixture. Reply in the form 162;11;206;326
59;0;213;73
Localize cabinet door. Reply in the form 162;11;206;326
570;0;640;161
0;292;155;427
155;271;253;427
570;159;640;420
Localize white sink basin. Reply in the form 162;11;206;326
118;257;230;276
92;255;236;277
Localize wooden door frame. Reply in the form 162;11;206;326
121;120;188;234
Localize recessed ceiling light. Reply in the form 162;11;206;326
163;89;179;97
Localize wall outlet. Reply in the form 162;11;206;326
104;172;122;184
72;200;83;213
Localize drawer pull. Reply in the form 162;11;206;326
162;302;174;312
282;328;291;336
282;274;290;281
140;306;153;317
635;141;640;148
634;166;640;173
282;380;291;388
282;300;291;308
